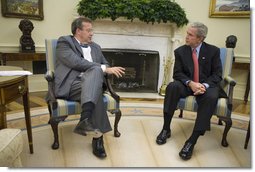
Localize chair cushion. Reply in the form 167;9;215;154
51;92;119;117
177;96;230;117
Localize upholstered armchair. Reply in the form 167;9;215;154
177;47;236;147
44;39;122;150
0;129;23;167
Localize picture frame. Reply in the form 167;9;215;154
209;0;250;18
1;0;44;20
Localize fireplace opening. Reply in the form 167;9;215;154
102;49;159;92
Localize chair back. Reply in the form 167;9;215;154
219;48;234;93
45;39;58;72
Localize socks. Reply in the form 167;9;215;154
80;102;95;121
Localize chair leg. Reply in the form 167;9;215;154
221;117;232;147
218;119;223;125
114;110;122;137
179;109;183;118
49;116;67;150
244;121;250;149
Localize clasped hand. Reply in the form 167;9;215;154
188;81;206;95
105;67;125;78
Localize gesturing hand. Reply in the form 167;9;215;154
105;67;125;78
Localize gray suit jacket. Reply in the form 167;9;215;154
54;35;109;98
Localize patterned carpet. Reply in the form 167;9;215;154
4;101;250;167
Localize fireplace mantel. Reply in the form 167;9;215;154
92;19;184;92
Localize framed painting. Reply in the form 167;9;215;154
209;0;250;18
1;0;44;20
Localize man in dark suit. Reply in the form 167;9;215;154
156;22;226;160
55;17;125;158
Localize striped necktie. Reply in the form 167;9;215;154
192;48;199;82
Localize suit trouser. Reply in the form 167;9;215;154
68;66;112;133
163;80;219;131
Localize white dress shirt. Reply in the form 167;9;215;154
74;37;106;72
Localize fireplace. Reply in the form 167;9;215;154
92;19;183;92
102;49;159;92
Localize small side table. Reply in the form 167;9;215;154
0;52;46;65
0;66;33;154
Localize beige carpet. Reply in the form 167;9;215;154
19;115;251;167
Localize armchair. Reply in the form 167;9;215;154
177;47;236;147
44;39;122;150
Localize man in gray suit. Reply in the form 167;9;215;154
55;17;125;158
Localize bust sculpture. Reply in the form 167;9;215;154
225;35;237;48
19;19;35;52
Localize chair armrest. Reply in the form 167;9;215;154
44;71;56;103
104;74;120;103
224;76;236;87
224;75;236;110
45;71;54;82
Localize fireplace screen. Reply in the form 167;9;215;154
102;49;159;92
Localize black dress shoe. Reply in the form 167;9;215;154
156;129;171;145
92;136;107;158
73;118;102;137
179;142;194;160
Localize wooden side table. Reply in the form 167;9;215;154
0;52;46;65
0;66;33;154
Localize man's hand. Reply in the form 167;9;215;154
105;67;125;78
188;81;206;95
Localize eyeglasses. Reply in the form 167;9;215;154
84;28;93;33
78;27;93;33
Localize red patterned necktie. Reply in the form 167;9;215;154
192;48;199;82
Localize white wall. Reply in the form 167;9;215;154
0;0;250;56
0;0;80;51
175;0;251;100
0;0;251;100
176;0;250;61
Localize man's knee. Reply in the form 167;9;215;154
203;89;219;102
90;66;104;74
207;94;218;102
82;66;104;79
166;81;183;93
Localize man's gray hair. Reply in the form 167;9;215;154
189;22;208;39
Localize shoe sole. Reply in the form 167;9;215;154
73;128;87;136
73;128;102;137
74;119;103;137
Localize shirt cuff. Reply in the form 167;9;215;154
202;83;209;89
101;65;106;72
185;80;191;86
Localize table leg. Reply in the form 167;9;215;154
0;105;7;129
244;71;250;103
244;121;250;149
23;91;34;154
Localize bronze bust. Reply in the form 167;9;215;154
225;35;237;48
19;19;35;52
